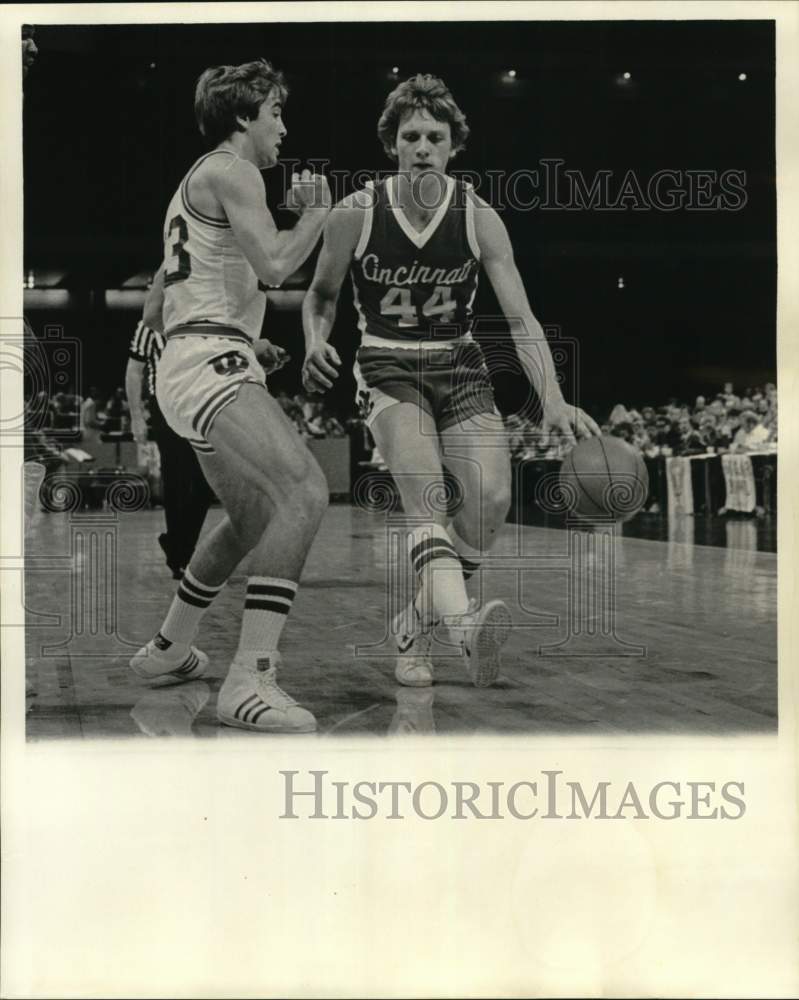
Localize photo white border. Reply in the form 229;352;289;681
2;3;797;997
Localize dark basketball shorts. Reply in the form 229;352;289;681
157;328;267;454
353;339;499;432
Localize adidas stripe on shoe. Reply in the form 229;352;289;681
129;635;209;684
216;654;316;734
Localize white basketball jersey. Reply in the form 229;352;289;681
161;149;267;342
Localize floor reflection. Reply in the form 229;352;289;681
130;682;210;738
388;688;437;736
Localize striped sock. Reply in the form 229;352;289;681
408;524;469;623
237;577;297;655
447;527;484;583
160;569;225;646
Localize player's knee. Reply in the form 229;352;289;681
292;460;329;520
486;480;512;523
459;480;511;544
229;504;270;552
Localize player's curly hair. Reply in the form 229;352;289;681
377;74;470;160
194;58;288;148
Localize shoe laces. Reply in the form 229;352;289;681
449;598;478;629
254;660;298;710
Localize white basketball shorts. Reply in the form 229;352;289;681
156;329;266;453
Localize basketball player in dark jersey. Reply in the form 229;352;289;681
303;74;599;689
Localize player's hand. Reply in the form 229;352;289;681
130;416;149;445
253;339;290;374
287;169;331;215
302;343;341;394
542;398;600;445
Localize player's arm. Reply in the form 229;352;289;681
213;159;330;287
125;324;149;444
301;194;365;392
472;193;600;441
143;265;165;332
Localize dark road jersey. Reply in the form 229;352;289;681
350;176;481;343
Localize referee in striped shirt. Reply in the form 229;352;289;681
125;279;213;580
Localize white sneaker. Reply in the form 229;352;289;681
449;598;512;688
130;634;208;684
393;603;434;687
216;653;316;733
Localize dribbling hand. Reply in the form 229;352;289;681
542;398;601;447
286;169;331;215
302;343;341;394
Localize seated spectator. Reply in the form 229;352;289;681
304;402;329;439
609;420;634;444
696;412;719;450
80;386;106;444
321;414;346;437
650;415;680;454
763;404;776;439
721;381;741;410
51;391;80;433
708;398;726;419
731;410;772;453
608;403;631;426
677;416;706;455
28;390;55;431
630;415;653;453
102;387;130;433
717;407;741;448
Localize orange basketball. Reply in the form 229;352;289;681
559;435;649;521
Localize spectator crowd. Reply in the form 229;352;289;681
24;384;352;472
506;382;777;462
273;392;349;439
26;379;778;475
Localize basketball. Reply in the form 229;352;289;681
559;435;649;521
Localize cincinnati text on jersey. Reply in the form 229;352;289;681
360;253;478;287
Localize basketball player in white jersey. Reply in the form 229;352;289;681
130;59;331;733
303;74;599;689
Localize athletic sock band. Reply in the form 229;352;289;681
238;576;298;653
161;568;225;645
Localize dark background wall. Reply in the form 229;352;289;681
22;19;776;417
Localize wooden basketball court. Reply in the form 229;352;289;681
24;504;777;739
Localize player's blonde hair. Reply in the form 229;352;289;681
377;74;470;160
194;58;288;148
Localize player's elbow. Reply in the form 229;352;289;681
257;261;285;288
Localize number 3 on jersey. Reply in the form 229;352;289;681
164;214;191;285
379;285;455;327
